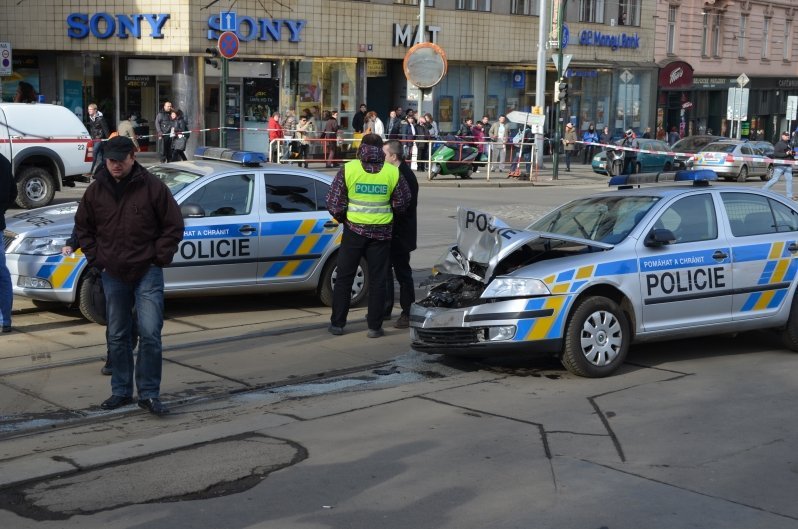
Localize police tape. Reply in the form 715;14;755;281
574;140;798;167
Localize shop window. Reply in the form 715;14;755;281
511;0;538;15
738;14;748;59
579;0;605;24
457;0;491;11
618;0;640;27
701;13;709;57
666;6;677;55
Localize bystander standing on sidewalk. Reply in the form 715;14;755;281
489;115;509;172
562;123;577;172
156;101;173;163
267;111;284;163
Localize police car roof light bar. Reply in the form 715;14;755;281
608;172;675;187
675;169;717;186
194;147;266;166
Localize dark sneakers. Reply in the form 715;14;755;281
138;398;170;416
100;395;134;410
328;325;344;336
394;314;410;329
2;325;11;333
367;328;384;338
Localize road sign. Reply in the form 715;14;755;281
726;87;750;121
219;11;237;32
620;69;633;84
551;54;572;74
736;73;749;87
0;42;12;76
787;96;798;121
217;31;240;60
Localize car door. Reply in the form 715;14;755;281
636;192;733;331
258;171;339;285
740;144;763;176
721;192;798;321
166;171;260;290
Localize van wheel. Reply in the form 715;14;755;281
78;272;107;325
736;165;748;182
561;296;629;378
318;255;369;307
16;167;56;209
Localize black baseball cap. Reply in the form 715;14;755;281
104;136;136;161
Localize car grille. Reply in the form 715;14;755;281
3;231;16;251
417;328;481;346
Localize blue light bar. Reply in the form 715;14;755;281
193;147;267;166
675;169;717;182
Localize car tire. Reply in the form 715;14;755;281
663;162;672;172
318;255;368;307
762;165;774;182
561;296;629;378
737;165;748;182
15;166;56;209
78;272;107;326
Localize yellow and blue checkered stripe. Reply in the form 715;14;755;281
35;251;85;289
513;259;638;341
737;241;798;312
261;219;338;278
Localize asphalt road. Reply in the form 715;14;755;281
3;172;798;527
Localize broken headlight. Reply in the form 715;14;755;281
481;277;550;299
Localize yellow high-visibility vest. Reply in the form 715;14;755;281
345;159;400;225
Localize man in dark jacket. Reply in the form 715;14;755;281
1;153;18;332
156;100;174;163
87;103;110;174
763;131;795;199
75;136;184;415
382;140;418;328
352;104;367;134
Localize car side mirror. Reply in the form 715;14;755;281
644;228;677;247
180;203;205;218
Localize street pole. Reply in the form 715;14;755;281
220;57;228;147
552;0;567;181
535;0;548;170
418;0;426;117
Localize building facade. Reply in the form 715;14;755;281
654;0;798;142
1;0;659;151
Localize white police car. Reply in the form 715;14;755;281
410;171;798;377
3;148;366;322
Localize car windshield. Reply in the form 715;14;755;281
527;195;660;244
702;143;736;153
148;166;205;195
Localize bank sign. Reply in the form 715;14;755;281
578;30;640;51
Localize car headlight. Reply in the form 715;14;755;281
481;277;551;299
13;235;70;255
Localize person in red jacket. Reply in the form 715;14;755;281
268;111;284;162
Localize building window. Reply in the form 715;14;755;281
666;6;677;54
701;13;709;56
711;13;722;57
457;0;491;11
786;20;793;61
579;0;605;24
738;14;747;58
511;0;538;15
762;17;771;59
618;0;640;27
394;0;435;5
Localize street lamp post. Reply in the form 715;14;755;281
551;0;567;181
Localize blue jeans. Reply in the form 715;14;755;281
763;165;793;198
102;266;165;399
0;249;12;327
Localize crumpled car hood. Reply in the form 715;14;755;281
435;207;613;284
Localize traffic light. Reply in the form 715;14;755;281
205;47;219;69
558;79;569;103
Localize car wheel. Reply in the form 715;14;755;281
781;295;798;351
737;165;748;182
762;165;774;181
318;255;369;307
663;162;672;172
78;272;107;325
561;296;629;378
15;167;56;209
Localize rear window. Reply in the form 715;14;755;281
702;144;735;153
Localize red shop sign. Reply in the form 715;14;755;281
659;61;694;89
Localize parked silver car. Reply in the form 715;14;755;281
3;148;366;322
410;171;798;377
693;140;774;182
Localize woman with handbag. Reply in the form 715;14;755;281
170;109;189;162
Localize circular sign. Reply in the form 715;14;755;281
562;24;570;49
403;42;448;89
218;31;240;60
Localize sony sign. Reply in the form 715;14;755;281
393;24;441;47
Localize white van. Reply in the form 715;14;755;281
0;103;93;209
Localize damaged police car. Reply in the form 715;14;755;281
410;171;798;377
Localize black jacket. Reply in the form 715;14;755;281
75;162;184;283
352;111;366;133
156;110;173;135
391;162;419;253
0;153;17;228
87;114;110;140
772;139;794;159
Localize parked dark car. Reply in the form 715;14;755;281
670;135;725;169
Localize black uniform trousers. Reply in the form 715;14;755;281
331;226;391;331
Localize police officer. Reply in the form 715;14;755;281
326;134;412;338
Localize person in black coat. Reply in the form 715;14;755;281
1;153;18;332
382;140;419;328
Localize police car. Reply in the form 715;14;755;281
410;171;798;377
3;148;366;322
